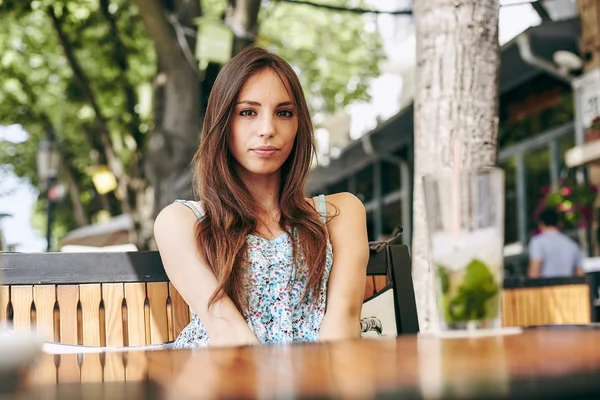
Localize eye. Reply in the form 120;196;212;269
240;109;256;117
277;110;293;118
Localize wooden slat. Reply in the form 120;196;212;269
57;353;81;384
147;282;169;344
0;285;8;327
11;285;33;330
373;276;388;293
102;284;125;347
124;283;147;346
79;285;102;346
80;353;103;383
34;285;57;342
103;352;125;382
500;285;591;327
501;290;511;326
57;286;79;345
169;283;190;339
541;287;553;324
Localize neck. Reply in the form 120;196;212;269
541;226;559;233
237;167;282;216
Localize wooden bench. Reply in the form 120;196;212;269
502;277;592;327
0;252;190;347
0;244;419;348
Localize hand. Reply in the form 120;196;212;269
209;324;260;347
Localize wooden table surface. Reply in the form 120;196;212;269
16;327;600;399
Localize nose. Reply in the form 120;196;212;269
259;113;275;138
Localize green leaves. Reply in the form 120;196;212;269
1;0;384;244
257;0;384;114
438;259;500;323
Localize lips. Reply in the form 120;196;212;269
250;145;280;158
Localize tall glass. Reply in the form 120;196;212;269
423;167;504;331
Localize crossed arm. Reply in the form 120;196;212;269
154;193;369;346
154;204;259;347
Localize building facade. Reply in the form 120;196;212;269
306;16;584;277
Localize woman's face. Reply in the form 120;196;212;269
229;68;298;180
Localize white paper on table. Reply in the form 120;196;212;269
42;342;173;354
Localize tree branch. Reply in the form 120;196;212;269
130;0;185;69
99;0;144;151
47;6;128;195
226;0;262;56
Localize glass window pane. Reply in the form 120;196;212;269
366;211;375;242
382;161;401;195
329;179;348;195
356;165;374;203
525;146;551;238
558;134;575;174
500;158;518;245
381;200;403;242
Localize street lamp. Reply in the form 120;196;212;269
36;139;60;252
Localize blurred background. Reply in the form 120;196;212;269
1;0;598;283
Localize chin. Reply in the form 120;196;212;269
239;162;283;176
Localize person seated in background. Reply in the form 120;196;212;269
528;207;585;278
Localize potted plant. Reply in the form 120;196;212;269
536;180;598;231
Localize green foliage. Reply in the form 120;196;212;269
438;260;499;323
0;0;155;241
258;0;384;114
0;0;384;243
536;181;597;230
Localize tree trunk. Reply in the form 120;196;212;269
133;0;202;217
226;0;262;56
134;0;261;249
412;0;500;331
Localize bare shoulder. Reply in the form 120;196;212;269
322;193;369;270
154;202;199;246
324;192;365;220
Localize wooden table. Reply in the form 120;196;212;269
15;327;600;399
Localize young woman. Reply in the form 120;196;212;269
154;46;369;348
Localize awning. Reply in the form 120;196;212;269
306;17;582;193
61;214;133;247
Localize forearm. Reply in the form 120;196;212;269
318;311;361;342
528;260;542;279
200;298;259;347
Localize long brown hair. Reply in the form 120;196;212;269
192;46;328;315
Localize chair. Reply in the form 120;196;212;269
0;252;191;348
361;227;419;337
0;231;419;347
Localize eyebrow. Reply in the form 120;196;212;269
236;100;294;107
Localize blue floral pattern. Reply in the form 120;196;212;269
173;198;333;348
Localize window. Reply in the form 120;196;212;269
499;74;573;148
381;200;403;242
382;161;401;195
525;146;551;238
329;179;348;195
558;134;575;174
500;158;518;245
356;165;374;203
366;210;375;242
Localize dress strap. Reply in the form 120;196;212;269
312;194;327;223
174;199;205;221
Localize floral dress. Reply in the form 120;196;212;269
172;195;333;348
